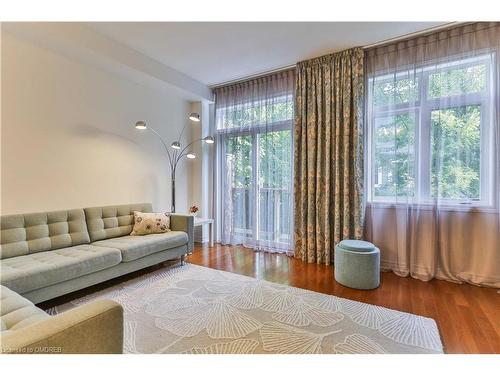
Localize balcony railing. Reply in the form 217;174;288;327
231;186;291;245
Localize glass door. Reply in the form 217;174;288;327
257;129;292;248
223;134;254;242
221;128;293;251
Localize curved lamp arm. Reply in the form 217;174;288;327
177;112;200;144
176;138;204;163
147;126;174;169
176;122;189;145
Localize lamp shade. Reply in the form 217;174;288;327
204;136;215;144
186;153;196;159
135;121;147;130
189;113;201;122
171;141;181;149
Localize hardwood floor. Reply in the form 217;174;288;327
187;243;500;354
39;243;499;354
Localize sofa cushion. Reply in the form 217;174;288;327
92;231;188;262
84;203;153;242
130;211;171;235
1;285;49;332
0;209;90;260
0;245;122;294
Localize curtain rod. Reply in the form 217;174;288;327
209;22;461;89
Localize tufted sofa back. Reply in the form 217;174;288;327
0;209;90;260
84;203;152;242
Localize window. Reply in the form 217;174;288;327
367;54;496;207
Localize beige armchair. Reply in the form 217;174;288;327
1;286;123;354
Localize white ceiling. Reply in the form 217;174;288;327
88;22;446;86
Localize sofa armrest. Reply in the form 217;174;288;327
1;300;123;354
170;214;194;253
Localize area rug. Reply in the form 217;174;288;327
49;264;443;354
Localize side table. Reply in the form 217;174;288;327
193;217;214;247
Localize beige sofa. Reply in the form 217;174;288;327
1;285;123;354
0;203;193;304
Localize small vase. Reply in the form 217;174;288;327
190;212;198;217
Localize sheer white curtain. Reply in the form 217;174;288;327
364;23;500;288
214;70;295;253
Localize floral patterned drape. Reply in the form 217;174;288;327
294;48;364;265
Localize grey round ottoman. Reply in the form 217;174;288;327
334;239;380;290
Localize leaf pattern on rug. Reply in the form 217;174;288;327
290;291;343;312
145;293;203;317
205;279;270;309
260;321;340;354
334;334;387;354
155;304;211;337
261;284;336;312
122;264;186;291
271;299;344;327
379;314;442;352
316;295;343;312
339;298;399;329
261;289;297;313
226;282;267;309
205;279;244;295
155;299;262;339
182;339;260;354
70;287;144;313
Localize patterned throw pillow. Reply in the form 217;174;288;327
130;211;171;235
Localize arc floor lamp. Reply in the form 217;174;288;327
135;112;214;213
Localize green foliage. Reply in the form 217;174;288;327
374;113;416;197
429;65;486;98
371;61;486;201
226;135;252;188
431;105;481;199
372;64;486;107
221;101;293;128
225;130;292;190
259;130;292;188
372;77;419;106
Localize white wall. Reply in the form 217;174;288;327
0;31;202;215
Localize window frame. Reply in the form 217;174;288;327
367;53;496;209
